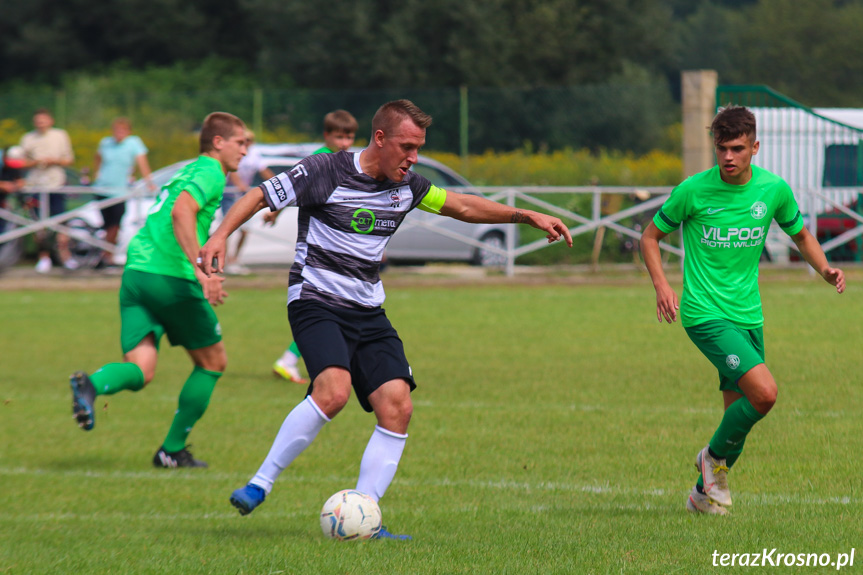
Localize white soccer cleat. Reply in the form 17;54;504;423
696;446;732;507
685;485;728;516
272;359;308;384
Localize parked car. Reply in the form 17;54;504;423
107;144;515;267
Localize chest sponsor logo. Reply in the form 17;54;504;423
351;208;397;234
351;208;376;234
700;225;766;248
750;201;768;220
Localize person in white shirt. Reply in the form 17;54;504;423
19;108;76;273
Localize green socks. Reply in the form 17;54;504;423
88;362;221;454
709;397;765;458
696;397;763;488
288;341;302;359
90;363;145;395
162;366;222;453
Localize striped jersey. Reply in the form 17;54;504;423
261;150;435;309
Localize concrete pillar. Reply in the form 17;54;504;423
682;70;718;178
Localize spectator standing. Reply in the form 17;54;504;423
92;117;156;268
19;108;75;273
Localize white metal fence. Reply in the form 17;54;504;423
2;185;861;275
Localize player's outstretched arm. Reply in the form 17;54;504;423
258;169;278;226
641;222;679;323
439;191;573;246
173;191;227;305
199;186;268;275
791;227;846;294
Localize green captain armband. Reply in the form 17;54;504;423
418;185;447;214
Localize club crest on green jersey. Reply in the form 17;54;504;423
750;201;768;219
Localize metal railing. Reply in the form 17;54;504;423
3;185;861;275
395;186;680;275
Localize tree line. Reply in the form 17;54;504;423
3;0;863;153
4;0;861;106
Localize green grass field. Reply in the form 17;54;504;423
1;270;861;574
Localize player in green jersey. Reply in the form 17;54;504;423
641;106;845;515
267;110;359;384
68;112;248;469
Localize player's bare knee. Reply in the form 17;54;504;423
376;395;412;432
139;365;156;385
329;387;352;410
760;386;778;413
207;354;228;373
311;383;351;416
190;344;227;373
315;391;350;417
396;397;413;425
751;385;777;414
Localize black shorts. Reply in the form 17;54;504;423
288;299;415;413
99;197;126;228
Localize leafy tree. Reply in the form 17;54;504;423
724;0;863;106
0;0;257;84
243;0;673;89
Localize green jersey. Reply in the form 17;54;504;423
653;165;804;329
313;146;335;155
126;155;226;281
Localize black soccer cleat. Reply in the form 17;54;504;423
70;371;96;431
153;445;208;468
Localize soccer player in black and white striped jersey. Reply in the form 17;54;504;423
199;99;572;539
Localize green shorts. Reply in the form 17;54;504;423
119;269;222;354
684;319;765;394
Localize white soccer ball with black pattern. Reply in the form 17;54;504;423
320;489;382;541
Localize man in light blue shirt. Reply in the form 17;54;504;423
93;117;156;267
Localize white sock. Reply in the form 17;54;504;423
355;425;408;502
250;396;329;494
278;349;299;366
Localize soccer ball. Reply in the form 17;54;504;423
319;489;382;541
